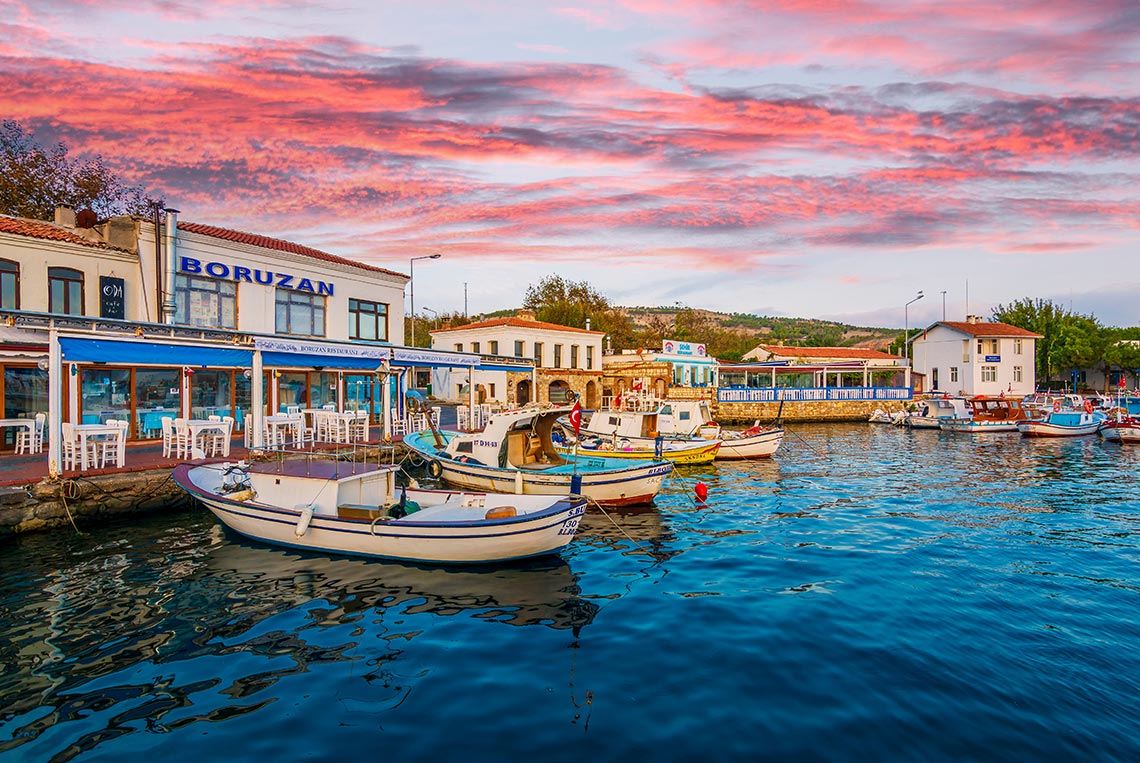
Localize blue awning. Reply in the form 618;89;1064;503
60;337;253;367
261;351;389;370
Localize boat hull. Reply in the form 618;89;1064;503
174;464;585;564
940;421;1020;433
431;457;670;507
716;428;784;459
1101;424;1140;443
557;439;721;464
1017;421;1102;437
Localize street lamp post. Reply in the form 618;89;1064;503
904;291;925;366
408;254;442;347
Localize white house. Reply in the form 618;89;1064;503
429;310;604;407
910;317;1041;396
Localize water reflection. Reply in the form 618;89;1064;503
0;512;596;760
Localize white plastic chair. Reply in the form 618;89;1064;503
173;418;193;459
161;417;175;457
99;420;128;468
61;422;99;471
15;413;45;454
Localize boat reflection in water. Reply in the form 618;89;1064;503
0;516;597;761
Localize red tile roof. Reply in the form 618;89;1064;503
939;321;1042;338
431;316;604;335
0;214;125;251
753;344;902;361
178;222;406;278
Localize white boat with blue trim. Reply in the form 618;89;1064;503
1016;404;1106;437
402;405;673;507
173;458;586;564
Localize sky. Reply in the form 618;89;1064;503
2;1;1139;329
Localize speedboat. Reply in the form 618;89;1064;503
173;458;586;564
1017;402;1106;437
402;405;673;507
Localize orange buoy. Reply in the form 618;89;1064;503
694;482;709;502
485;505;518;519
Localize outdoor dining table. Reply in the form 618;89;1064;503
72;423;124;470
186;419;231;457
263;414;303;448
0;418;35;442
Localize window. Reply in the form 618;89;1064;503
963;340;970;363
570;345;579;369
175;273;237;328
554;344;563;368
586;346;594;370
932;368;939;389
533;342;543;368
455;343;463;351
472;341;481;354
1014;365;1023;382
275;289;325;336
514;340;524;357
48;267;84;315
1014;339;1023;355
0;259;18;309
950;366;959;383
348;298;388;341
489;340;499;355
981;365;997;382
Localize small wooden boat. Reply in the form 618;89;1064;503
906;396;970;430
554;433;721;464
402;405;672;507
173;458;586;564
713;422;785;459
940;396;1031;434
1017;403;1106;437
1100;411;1140;443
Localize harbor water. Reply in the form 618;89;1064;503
2;423;1140;762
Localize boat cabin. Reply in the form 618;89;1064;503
444;407;570;469
966;396;1030;422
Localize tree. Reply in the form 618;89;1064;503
522;275;636;351
992;298;1104;386
1;120;157;220
1103;332;1140;391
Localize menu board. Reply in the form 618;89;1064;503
100;276;125;319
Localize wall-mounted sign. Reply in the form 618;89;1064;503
180;257;334;295
662;339;706;357
99;276;125;319
984;355;1001;362
254;337;388;359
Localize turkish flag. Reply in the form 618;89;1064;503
632;378;643;391
569;401;582;436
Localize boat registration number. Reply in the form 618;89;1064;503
559;505;586;535
474;439;499;448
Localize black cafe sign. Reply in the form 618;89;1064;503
99;276;125;319
179;256;335;295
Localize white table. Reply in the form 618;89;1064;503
0;419;36;453
72;423;122;470
186;419;230;457
264;415;302;448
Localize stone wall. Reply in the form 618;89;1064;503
715;398;907;424
0;471;191;537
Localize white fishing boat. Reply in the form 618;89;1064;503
1100;412;1140;444
402;405;672;507
1017;402;1106;437
173;458;586;564
553;432;722;465
869;408;907;425
906;396;970;430
580;400;782;460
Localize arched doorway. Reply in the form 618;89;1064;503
516;379;532;406
548;380;571;403
654;377;668;398
585;380;598;410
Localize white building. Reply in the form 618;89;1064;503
0;208;424;445
910;317;1041;396
429;310;603;408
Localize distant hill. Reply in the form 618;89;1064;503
481;305;900;359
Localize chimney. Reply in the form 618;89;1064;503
54;207;76;227
585;317;591;331
104;215;139;252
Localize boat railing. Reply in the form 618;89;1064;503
248;442;400;475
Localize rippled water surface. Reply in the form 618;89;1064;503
3;424;1140;762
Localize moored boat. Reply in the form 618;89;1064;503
1017;405;1105;437
940;396;1031;434
402;405;673;507
714;421;785;459
173;458;586;564
554;432;721;465
1100;412;1140;443
906;396;970;430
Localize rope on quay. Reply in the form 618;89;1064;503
57;479;83;534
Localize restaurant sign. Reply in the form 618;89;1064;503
180;256;334;295
662;339;707;357
254;338;389;359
